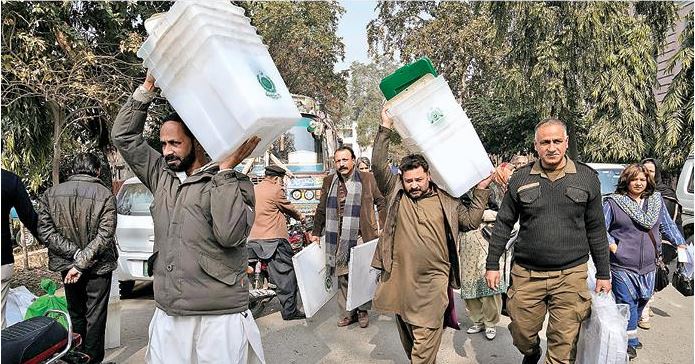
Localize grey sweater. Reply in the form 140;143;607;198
486;159;611;279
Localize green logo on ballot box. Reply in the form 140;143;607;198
428;107;445;126
257;72;280;99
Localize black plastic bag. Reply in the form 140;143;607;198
672;263;693;297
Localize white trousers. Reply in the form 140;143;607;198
145;307;265;364
1;264;14;329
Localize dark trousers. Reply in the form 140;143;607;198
62;271;112;364
266;239;300;319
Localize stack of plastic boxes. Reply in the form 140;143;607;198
380;58;494;197
137;1;302;160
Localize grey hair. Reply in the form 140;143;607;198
534;118;567;140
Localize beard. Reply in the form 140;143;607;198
165;149;196;172
404;184;428;200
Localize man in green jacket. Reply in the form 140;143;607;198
38;153;117;364
111;74;264;363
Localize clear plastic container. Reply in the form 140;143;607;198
145;1;246;39
137;4;301;160
385;74;494;197
139;25;264;78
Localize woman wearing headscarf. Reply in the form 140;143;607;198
603;163;685;360
459;162;515;340
640;158;682;329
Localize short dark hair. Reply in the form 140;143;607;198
161;112;195;141
615;163;655;197
399;154;429;173
72;153;101;177
335;146;356;159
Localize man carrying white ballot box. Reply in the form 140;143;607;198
371;107;497;364
112;74;265;364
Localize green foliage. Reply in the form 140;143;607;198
656;13;694;171
1;1;168;188
342;60;395;147
368;1;682;165
239;1;348;121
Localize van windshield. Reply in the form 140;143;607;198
269;117;324;173
117;183;154;216
596;168;623;195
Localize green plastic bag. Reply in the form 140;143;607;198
24;278;69;329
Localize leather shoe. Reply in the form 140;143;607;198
337;315;357;327
627;345;637;360
284;311;306;321
358;311;369;328
522;347;541;364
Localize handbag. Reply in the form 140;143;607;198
647;231;669;292
672;262;694;297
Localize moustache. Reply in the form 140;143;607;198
165;155;181;163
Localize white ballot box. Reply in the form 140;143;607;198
346;239;380;311
292;239;338;318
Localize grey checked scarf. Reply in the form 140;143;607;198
325;170;362;269
608;192;662;229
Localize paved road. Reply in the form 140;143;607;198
105;281;692;363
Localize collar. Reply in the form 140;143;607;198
67;174;104;185
337;168;356;182
530;157;576;179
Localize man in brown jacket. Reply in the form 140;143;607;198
248;165;305;320
38;153;117;364
371;109;494;364
310;146;386;328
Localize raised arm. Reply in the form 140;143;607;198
110;75;164;193
372;108;399;196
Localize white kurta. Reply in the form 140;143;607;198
145;308;265;364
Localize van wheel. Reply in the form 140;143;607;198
119;280;135;298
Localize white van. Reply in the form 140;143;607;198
676;154;694;244
115;177;154;297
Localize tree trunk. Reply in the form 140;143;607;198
567;121;579;161
48;102;65;186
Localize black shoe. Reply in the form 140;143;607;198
634;342;643;349
627;346;637;360
522;348;542;364
284;311;306;321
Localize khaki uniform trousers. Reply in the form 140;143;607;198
464;293;502;329
507;263;591;364
395;314;443;364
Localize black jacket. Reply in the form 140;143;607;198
1;169;39;265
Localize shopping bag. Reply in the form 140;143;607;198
24;278;69;329
575;292;629;364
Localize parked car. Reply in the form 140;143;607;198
115;177;154;297
676;154;694;244
587;163;625;196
